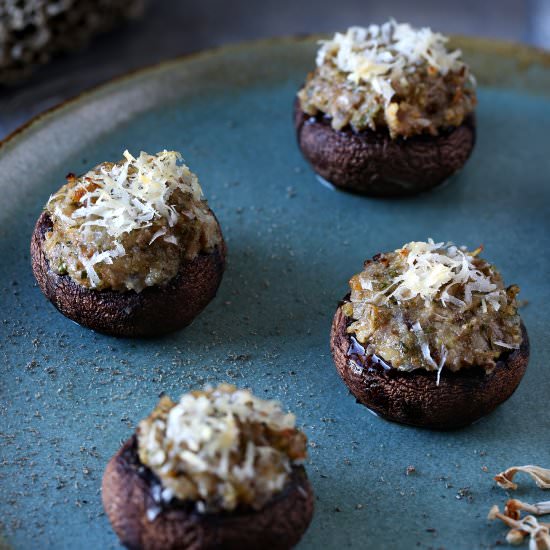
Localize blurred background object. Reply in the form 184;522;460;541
0;0;144;83
0;0;548;139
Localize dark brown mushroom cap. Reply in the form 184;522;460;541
30;211;226;338
294;98;476;197
102;435;314;550
330;302;529;430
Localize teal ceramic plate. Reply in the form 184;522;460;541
1;37;549;549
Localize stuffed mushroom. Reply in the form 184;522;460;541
330;240;529;429
31;150;225;337
102;384;314;550
295;21;477;196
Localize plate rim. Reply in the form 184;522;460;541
0;33;549;154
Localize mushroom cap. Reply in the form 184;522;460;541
102;435;314;550
30;211;226;337
294;99;476;197
330;303;529;429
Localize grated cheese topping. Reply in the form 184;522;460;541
411;321;447;385
54;149;200;236
376;239;504;310
345;240;522;376
317;20;466;105
44;150;220;291
137;384;307;513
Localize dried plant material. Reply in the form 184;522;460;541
495;466;550;491
506;499;550;518
506;528;526;545
488;506;550;549
489;502;550;549
535;530;550;550
488;504;500;520
490;466;550;547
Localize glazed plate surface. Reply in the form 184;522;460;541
1;37;549;549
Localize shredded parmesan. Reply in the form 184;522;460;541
148;227;167;245
493;340;520;350
345;239;521;374
68;150;201;239
382;239;503;310
47;150;209;288
317;20;466;105
411;321;447;384
137;384;307;513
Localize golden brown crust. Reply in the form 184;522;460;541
294;98;476;197
102;436;314;550
30;211;226;337
330;303;529;429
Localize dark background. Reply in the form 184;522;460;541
1;0;549;139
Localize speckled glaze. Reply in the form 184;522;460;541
0;36;549;550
